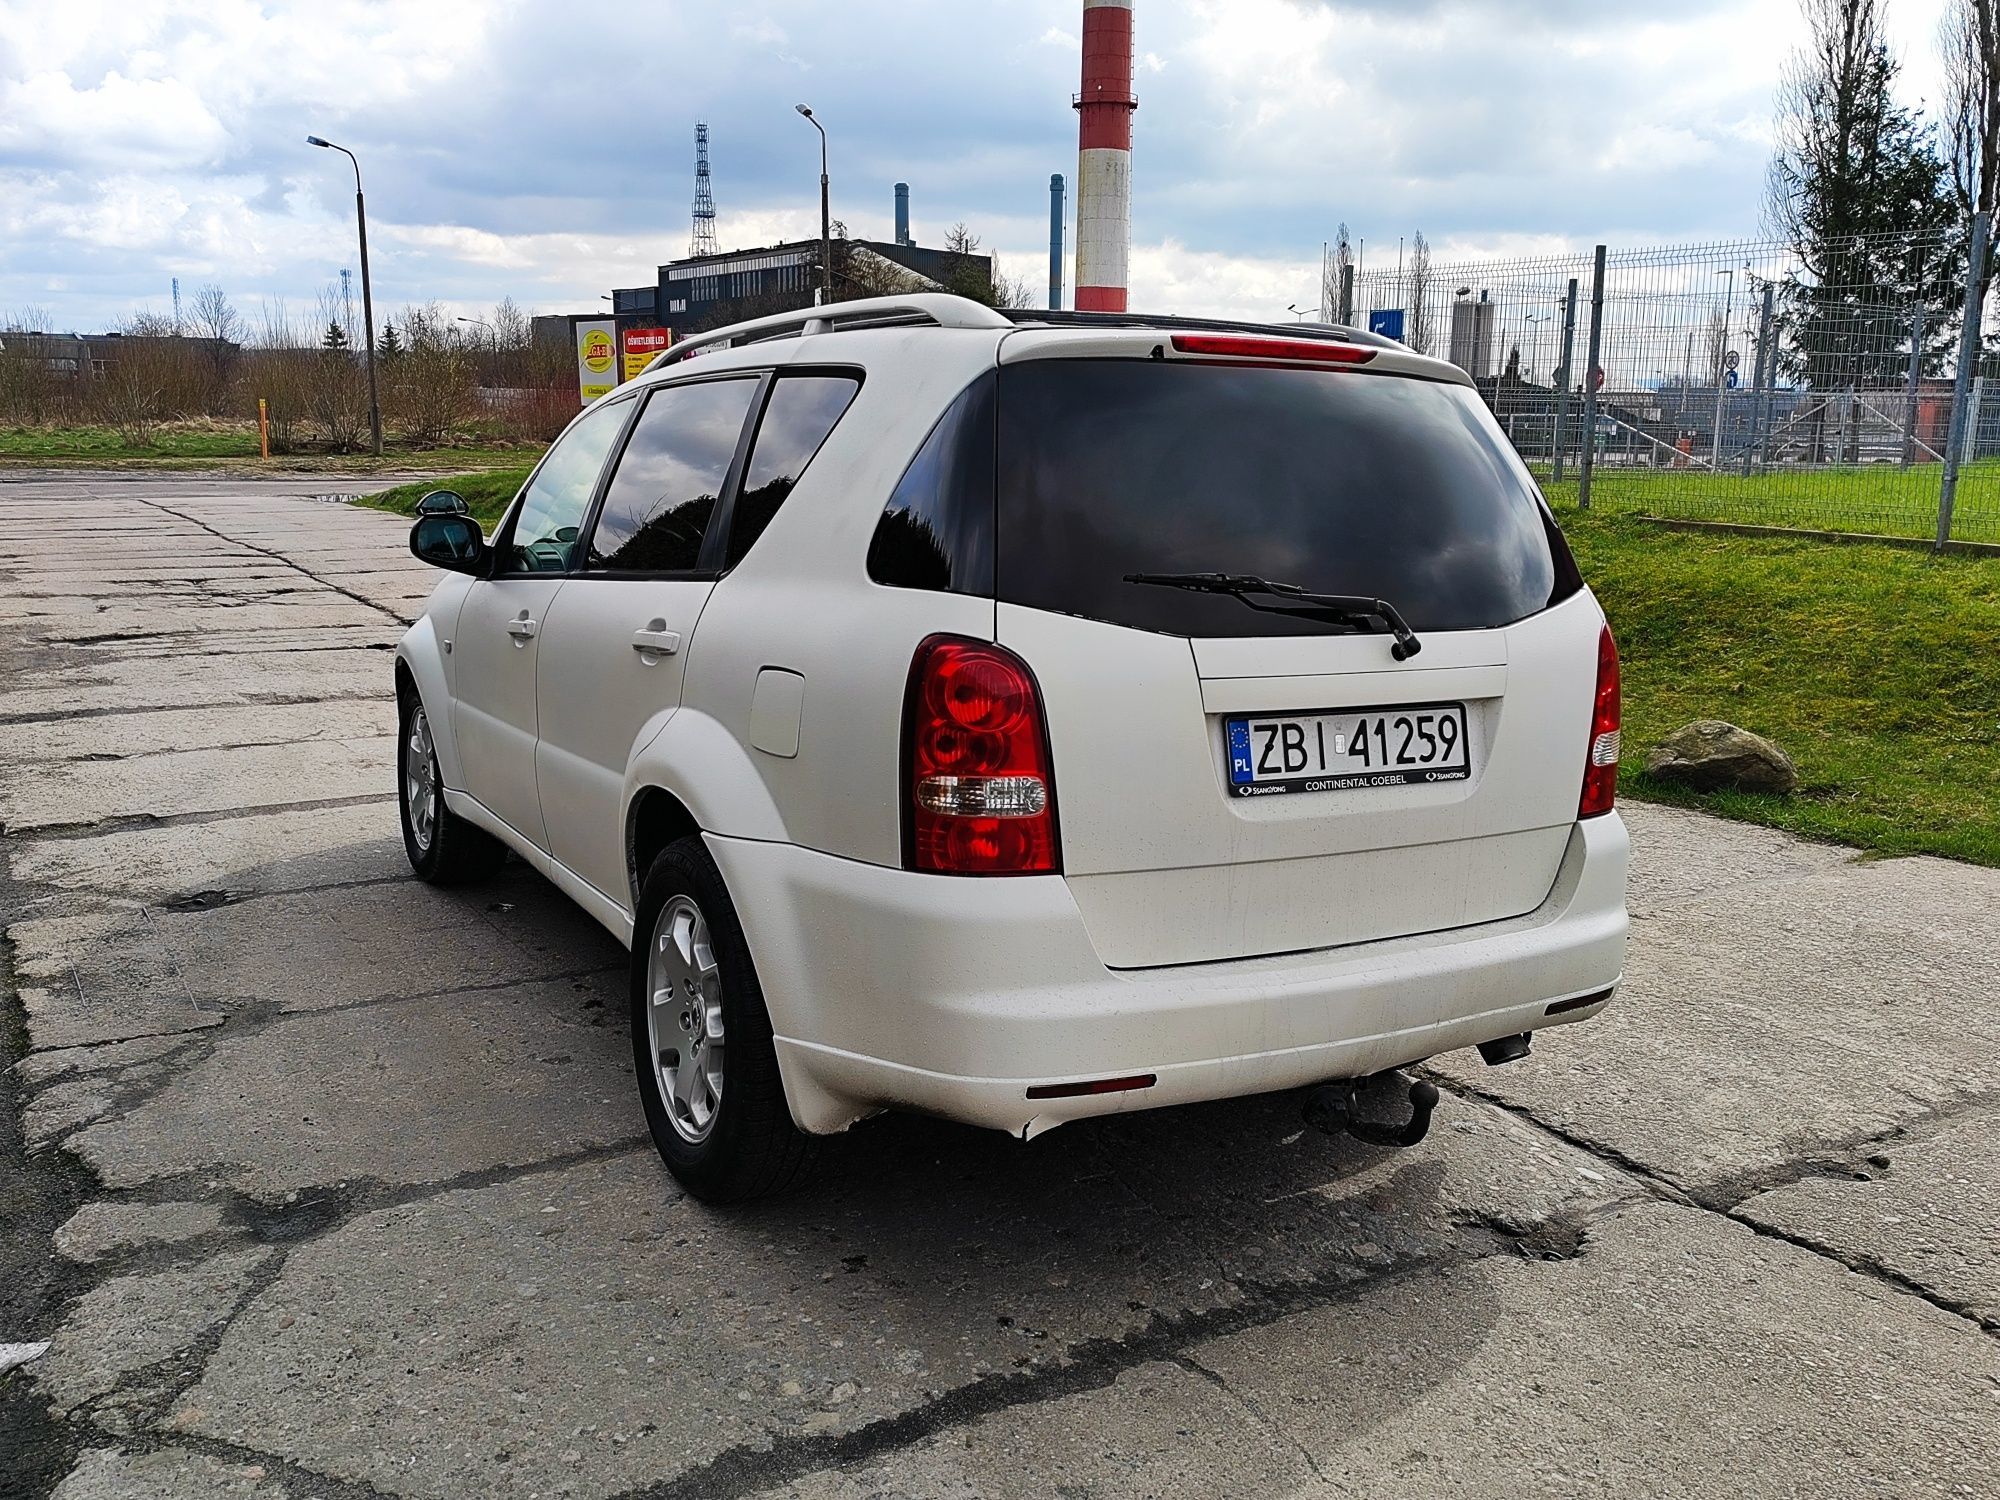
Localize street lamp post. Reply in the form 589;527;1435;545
307;135;383;456
794;105;831;303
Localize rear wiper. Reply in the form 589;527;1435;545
1124;571;1424;660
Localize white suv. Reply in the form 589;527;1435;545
396;294;1628;1202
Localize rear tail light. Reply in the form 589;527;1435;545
1579;624;1621;818
903;636;1060;874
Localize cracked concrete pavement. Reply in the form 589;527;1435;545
2;470;1996;1499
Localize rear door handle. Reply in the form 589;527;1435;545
506;614;538;640
631;627;681;658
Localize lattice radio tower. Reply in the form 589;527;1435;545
691;122;718;258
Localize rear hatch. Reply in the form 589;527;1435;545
993;331;1599;968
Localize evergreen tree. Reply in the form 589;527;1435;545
1767;0;1964;392
379;322;404;362
321;321;349;351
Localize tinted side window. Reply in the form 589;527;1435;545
589;378;759;572
503;397;630;573
865;370;995;594
725;375;860;566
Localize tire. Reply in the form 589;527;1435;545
630;836;816;1203
397;689;506;886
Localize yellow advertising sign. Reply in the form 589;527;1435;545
575;319;618;403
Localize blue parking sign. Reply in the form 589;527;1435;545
1368;308;1405;341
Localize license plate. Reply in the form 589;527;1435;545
1226;703;1471;797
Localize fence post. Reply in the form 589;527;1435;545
1900;302;1925;468
1938;209;1989;549
1744;284;1775;477
1963;375;1986;463
1552;276;1579;483
1578;246;1606;510
1338;265;1355;326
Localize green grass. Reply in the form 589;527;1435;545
355;467;532;524
0;423;259;459
1534;458;2000;545
1566;509;2000;865
0;423;544;473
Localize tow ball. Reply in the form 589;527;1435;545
1303;1068;1440;1148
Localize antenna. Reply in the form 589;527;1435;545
691;121;718;258
340;268;354;345
171;277;181;334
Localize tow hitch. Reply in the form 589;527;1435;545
1303;1068;1440;1149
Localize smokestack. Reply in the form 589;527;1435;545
1073;0;1136;312
1049;174;1066;310
894;182;911;247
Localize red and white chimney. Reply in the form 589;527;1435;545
1073;0;1136;312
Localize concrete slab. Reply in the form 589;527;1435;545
0;737;392;831
173;1097;1634;1500
7;798;406;900
1430;849;2000;1201
61;975;632;1195
0;647;392;717
747;1362;1312;1500
9;699;398;764
1735;1103;2000;1329
12;874;619;1053
32;1246;275;1417
50;1446;290;1500
55;1201;229;1263
10;906;226;1051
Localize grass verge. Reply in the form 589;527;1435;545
1534;459;2000;546
0;423;544;473
355;467;532;524
1566;510;2000;865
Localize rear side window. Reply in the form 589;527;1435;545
994;360;1577;636
588;378;759;573
866;370;995;593
726;374;860;566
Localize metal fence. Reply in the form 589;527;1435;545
1337;222;1997;546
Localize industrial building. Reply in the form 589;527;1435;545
607;230;991;341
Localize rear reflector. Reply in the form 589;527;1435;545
1026;1074;1157;1100
1169;332;1377;365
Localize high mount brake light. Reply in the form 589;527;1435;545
1168;333;1378;365
903;636;1060;874
1579;624;1621;818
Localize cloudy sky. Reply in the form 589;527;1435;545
0;0;1959;334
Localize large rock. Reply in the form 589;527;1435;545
1646;719;1798;793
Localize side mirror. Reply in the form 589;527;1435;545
410;513;489;575
415;489;471;516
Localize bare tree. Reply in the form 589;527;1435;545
187;283;239;345
1406;231;1434;354
1941;0;2000;308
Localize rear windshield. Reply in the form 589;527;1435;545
994;359;1577;636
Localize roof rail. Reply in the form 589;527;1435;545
655;293;1013;368
994;308;1401;351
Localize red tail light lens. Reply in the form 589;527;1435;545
1579;624;1621;818
1169;333;1377;365
904;636;1059;874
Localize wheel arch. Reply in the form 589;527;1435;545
394;620;465;789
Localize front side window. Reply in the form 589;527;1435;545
502;396;631;573
725;375;861;565
588;378;760;572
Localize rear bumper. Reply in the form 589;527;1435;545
708;813;1628;1138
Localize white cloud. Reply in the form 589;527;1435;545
0;0;1970;334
